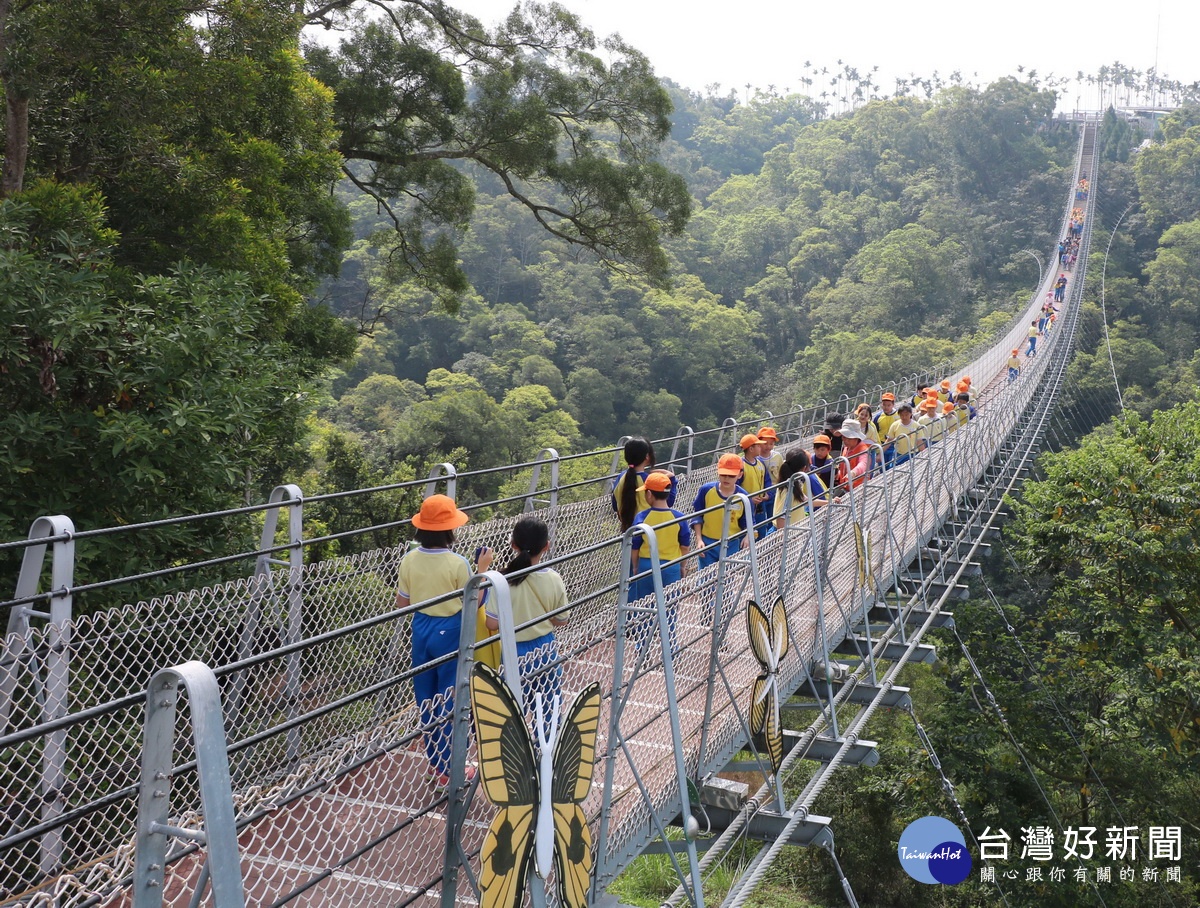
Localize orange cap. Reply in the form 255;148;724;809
881;392;895;402
813;434;832;447
739;433;761;450
638;472;674;493
717;453;744;476
756;426;778;441
940;379;951;390
1012;349;1019;355
920;399;937;412
943;402;956;413
956;380;970;392
412;494;470;531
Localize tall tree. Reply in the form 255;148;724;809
0;185;323;591
302;0;691;308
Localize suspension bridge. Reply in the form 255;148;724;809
1;121;1100;908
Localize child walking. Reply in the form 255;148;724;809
397;494;492;788
486;516;570;730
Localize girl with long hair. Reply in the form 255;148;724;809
486;516;571;725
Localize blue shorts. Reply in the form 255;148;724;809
698;535;740;568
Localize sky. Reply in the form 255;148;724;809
448;0;1200;111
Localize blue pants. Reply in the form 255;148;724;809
411;611;462;775
698;535;740;569
754;504;773;539
630;562;681;654
630;560;682;602
516;634;562;741
1027;337;1037;355
1008;367;1019;382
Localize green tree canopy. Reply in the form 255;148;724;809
1012;406;1200;759
303;1;691;304
0;185;321;582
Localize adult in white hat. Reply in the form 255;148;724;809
836;416;872;492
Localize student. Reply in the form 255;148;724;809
1026;319;1040;357
690;454;749;568
810;434;836;492
941;401;959;435
487;516;570;735
629;472;692;601
629;472;691;651
737;433;770;537
757;426;784;485
612;436;676;531
954;393;974;426
774;449;827;528
917;398;942;448
1008;348;1021;382
836;416;872;491
757;426;784;534
397;494;492;787
874;393;899;469
885;402;922;466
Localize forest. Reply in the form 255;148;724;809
1;1;1199;906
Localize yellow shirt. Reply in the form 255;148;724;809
692;483;747;540
765;450;784;485
875;410;899;439
772;473;826;526
613;470;650;517
886;418;923;457
919;414;944;446
496;569;568;642
398;548;471;617
739;456;766;496
632;507;691;561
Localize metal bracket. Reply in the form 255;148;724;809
424;463;458;500
3;514;75;874
525;448;560;515
834;635;938;664
134;661;244;908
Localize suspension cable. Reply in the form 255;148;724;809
950;626;1110;907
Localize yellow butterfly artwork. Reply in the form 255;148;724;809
747;596;790;775
853;521;873;592
469;662;602;908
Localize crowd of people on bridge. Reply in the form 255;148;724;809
610;375;982;581
399;258;1082;783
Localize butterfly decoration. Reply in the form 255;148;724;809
469;662;602;908
853;522;875;595
747;596;790;775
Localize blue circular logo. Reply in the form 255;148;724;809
897;816;972;885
